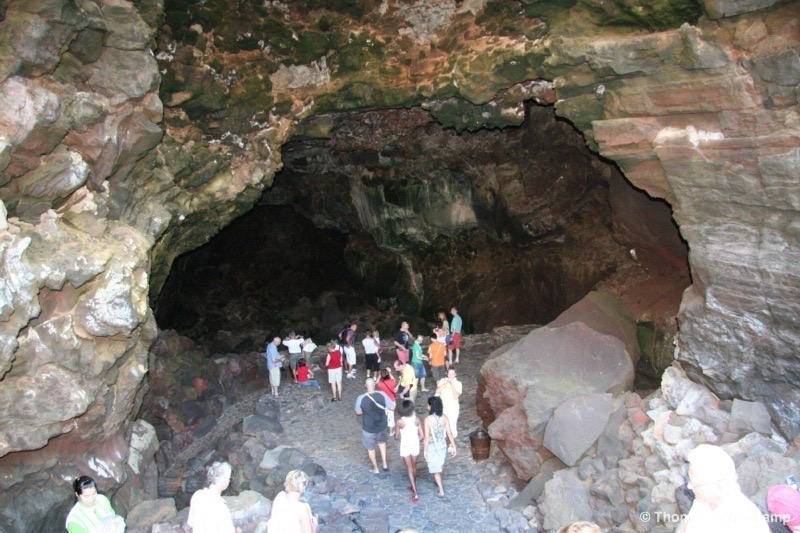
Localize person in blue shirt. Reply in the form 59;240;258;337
265;337;284;397
449;307;463;365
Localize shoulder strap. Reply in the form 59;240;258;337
366;392;389;413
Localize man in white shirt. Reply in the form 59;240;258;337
678;444;769;533
282;332;305;383
187;462;241;533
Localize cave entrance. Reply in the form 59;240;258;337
154;101;690;384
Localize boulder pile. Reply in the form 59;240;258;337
478;293;798;531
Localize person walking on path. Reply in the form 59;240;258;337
423;396;457;498
283;332;305;383
362;329;382;380
354;377;395;474
428;334;448;382
326;342;343;402
342;323;358;379
393;321;412;363
394;359;418;403
449;307;463;365
187;462;240;533
410;335;429;392
268;470;319;533
378;367;397;436
395;399;424;504
265;337;284;398
436;367;462;438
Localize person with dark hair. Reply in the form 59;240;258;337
423;396;457;498
395;399;423;504
410;335;429;392
435;367;462;438
296;358;321;389
393;321;412;363
187;461;240;533
343;322;358;378
65;475;118;533
394;359;418;403
377;367;397;436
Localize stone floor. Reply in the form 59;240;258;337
275;338;524;532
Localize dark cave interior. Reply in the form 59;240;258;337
155;102;690;356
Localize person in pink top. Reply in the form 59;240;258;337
377;367;397;436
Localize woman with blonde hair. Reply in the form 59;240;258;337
267;470;319;532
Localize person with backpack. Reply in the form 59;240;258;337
341;323;358;379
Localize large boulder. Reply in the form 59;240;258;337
480;292;636;479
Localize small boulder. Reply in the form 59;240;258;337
729;399;772;436
125;499;177;531
544;393;616;467
243;414;283;436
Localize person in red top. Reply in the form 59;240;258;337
296;358;321;389
377;367;397;436
326;342;343;402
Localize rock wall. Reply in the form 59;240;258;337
551;3;800;436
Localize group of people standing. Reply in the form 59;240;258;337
354;377;459;503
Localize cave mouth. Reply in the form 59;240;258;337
155;101;690;372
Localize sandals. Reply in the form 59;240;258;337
411;495;419;504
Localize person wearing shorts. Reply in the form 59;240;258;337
395;399;423;503
343;323;358;378
265;337;284;398
362;330;381;379
449;307;463;364
282;332;304;383
326;342;343;402
354;378;394;474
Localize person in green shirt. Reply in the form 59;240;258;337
65;476;120;533
410;335;429;392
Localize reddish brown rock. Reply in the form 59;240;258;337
480;295;636;479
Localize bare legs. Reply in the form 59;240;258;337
403;454;419;501
433;472;444;497
330;380;341;401
367;443;388;473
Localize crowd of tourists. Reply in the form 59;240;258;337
64;304;800;532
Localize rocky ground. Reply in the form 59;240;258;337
128;317;800;533
129;329;536;532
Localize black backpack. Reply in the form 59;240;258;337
339;327;350;345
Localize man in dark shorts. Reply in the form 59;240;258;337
354;378;395;474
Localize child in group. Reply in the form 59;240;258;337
377;367;397;436
296;358;321;389
395;400;424;504
410;335;428;392
325;341;343;402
